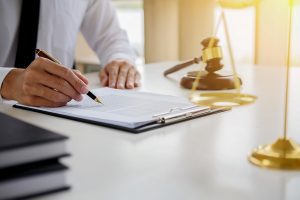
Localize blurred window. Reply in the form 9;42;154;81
215;8;255;66
292;5;300;66
112;0;144;64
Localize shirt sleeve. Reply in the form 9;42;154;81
0;67;14;102
80;0;136;66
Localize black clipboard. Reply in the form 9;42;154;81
13;104;231;133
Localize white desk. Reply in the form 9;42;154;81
1;62;300;200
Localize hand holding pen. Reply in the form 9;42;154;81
35;49;102;104
0;49;102;107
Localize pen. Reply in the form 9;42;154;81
163;57;201;76
35;49;103;104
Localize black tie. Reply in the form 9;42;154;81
15;0;41;68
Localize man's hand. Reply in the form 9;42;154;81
99;60;141;89
1;57;89;107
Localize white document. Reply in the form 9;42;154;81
15;88;207;129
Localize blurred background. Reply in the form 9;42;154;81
75;0;300;73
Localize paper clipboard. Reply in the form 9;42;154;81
13;104;231;133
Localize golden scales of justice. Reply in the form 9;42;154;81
164;1;257;107
164;0;300;170
249;0;300;170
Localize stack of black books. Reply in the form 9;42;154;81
0;113;70;200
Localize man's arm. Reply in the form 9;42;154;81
0;68;14;101
80;0;140;89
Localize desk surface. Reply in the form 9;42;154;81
1;62;300;200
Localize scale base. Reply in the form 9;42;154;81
190;92;257;107
249;138;300;170
180;71;241;90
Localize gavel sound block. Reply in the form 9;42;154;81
164;37;242;90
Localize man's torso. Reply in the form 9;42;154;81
0;0;91;68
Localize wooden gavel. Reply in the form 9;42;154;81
164;37;241;90
164;37;223;76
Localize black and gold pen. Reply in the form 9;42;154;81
35;49;103;104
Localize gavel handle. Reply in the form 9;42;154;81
164;57;201;76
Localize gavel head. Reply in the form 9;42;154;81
201;37;224;73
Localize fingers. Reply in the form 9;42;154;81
24;84;72;103
38;73;83;101
126;68;136;89
102;60;141;89
117;63;131;89
36;58;88;94
126;69;141;89
73;70;89;85
107;63;119;88
99;69;108;87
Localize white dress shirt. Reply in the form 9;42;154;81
0;0;136;95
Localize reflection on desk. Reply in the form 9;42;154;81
1;62;300;200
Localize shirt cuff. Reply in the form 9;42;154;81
0;68;14;102
105;53;136;67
